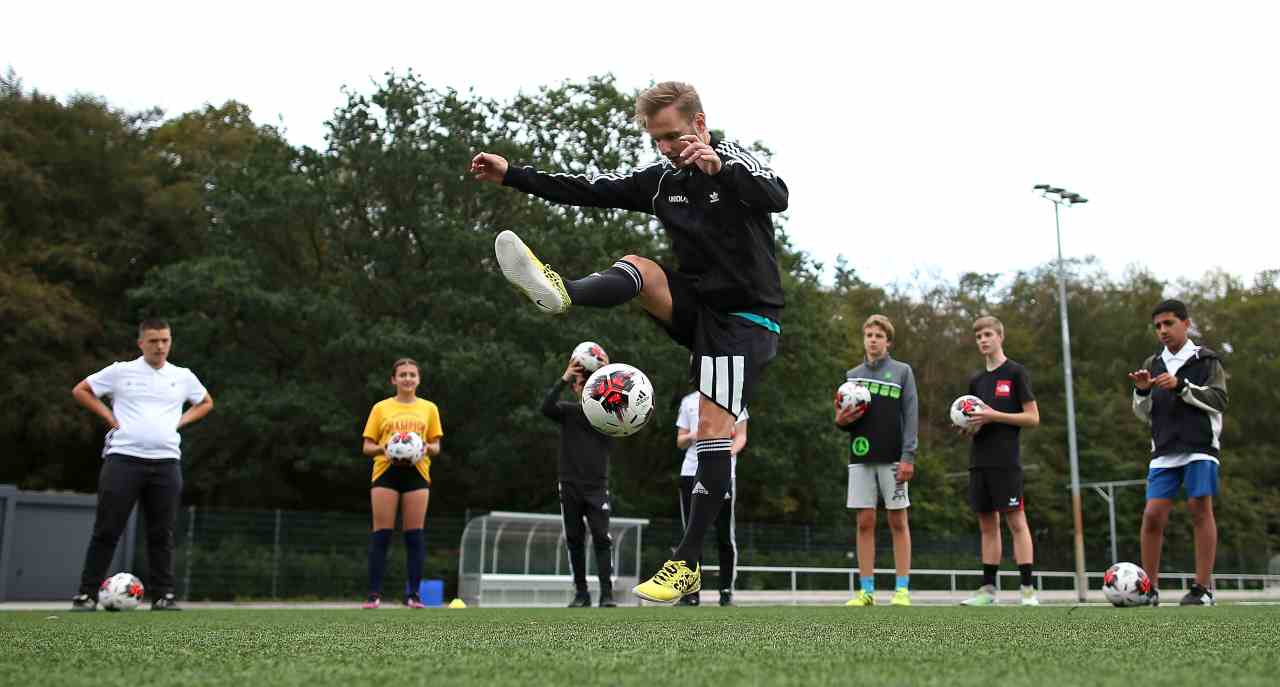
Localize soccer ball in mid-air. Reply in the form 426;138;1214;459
581;363;654;437
571;341;609;373
835;381;872;413
386;431;425;463
949;395;986;428
99;572;145;611
1102;562;1153;607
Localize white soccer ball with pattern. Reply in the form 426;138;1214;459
949;395;986;428
836;381;872;412
581;363;654;437
99;572;145;611
571;341;609;373
386;431;425;463
1102;562;1153;607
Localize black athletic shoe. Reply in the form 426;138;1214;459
568;591;592;608
151;593;182;611
1148;590;1160;607
676;593;701;606
719;591;734;607
1180;584;1216;606
598;590;617;608
70;594;97;612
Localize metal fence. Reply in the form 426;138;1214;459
11;503;1258;602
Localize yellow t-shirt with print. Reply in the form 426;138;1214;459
362;397;443;484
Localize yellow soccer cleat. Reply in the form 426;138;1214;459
845;590;875;607
494;230;572;314
891;587;912;607
633;560;701;603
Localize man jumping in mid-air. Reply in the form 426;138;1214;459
471;81;787;602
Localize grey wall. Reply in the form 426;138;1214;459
0;484;136;601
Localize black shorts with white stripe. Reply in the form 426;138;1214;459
656;267;778;417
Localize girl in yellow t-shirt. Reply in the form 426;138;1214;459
359;357;443;609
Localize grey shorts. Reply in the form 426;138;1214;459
846;463;910;510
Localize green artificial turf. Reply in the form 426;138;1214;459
3;605;1277;686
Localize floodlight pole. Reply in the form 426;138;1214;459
1034;185;1089;602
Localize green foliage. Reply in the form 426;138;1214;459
1;72;1276;569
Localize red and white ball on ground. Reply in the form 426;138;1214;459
386;431;425;464
836;381;872;413
581;363;655;437
949;395;987;428
99;572;145;611
571;341;609;373
1102;562;1154;607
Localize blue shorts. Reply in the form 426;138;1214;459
1146;461;1218;500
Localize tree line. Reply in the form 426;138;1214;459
2;70;1276;569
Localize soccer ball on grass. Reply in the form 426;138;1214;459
99;572;145;611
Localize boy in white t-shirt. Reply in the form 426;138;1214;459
69;319;213;612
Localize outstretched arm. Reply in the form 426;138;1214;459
471;152;656;213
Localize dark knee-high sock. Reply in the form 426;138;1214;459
368;529;393;595
673;440;732;564
564;260;643;307
404;529;426;594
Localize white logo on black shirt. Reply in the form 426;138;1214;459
667;194;688;204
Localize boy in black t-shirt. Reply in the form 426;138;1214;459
542;354;617;608
958;316;1041;606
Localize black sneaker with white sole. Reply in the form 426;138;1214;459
70;594;97;612
1179;584;1216;606
568;591;591;608
151;593;183;611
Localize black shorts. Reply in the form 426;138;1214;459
658;267;778;416
372;463;430;493
968;467;1024;513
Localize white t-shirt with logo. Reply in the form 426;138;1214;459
675;392;749;479
86;357;208;460
1148;340;1219;469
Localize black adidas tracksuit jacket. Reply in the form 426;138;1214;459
502;135;788;318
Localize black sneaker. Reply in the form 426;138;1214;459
70;593;97;612
598;590;617;608
676;593;700;607
568;591;592;608
1148;590;1160;607
151;593;182;611
719;590;735;607
1180;584;1216;606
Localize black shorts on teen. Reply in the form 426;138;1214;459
968;466;1024;513
657;266;779;417
372;463;430;493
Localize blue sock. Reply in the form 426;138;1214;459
368;529;393;595
896;575;910;590
861;576;874;594
404;529;426;594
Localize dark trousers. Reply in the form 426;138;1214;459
679;475;737;592
79;454;183;597
559;481;613;593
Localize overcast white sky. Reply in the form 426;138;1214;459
10;1;1279;288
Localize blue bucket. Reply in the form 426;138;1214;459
418;579;444;607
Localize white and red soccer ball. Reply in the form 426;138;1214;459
581;363;654;437
99;572;145;611
385;431;425;463
949;395;987;428
836;381;872;413
571;341;609;373
1102;562;1154;607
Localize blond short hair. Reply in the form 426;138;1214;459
863;314;895;342
973;316;1004;337
634;82;702;128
